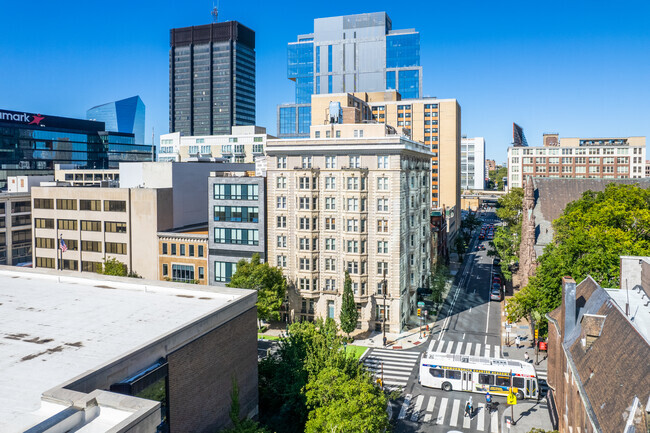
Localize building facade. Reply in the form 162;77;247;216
507;136;646;189
278;12;422;138
0;108;153;189
169;21;255;136
54;164;119;186
266;123;431;332
87;96;146;144
158;126;272;163
485;159;496;173
208;174;266;284
460;137;485;191
0;192;33;266
158;225;209;285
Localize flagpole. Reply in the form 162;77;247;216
59;233;62;271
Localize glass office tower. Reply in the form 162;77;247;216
87;96;146;144
278;12;422;138
169;21;255;136
0;108;154;189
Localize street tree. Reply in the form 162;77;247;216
220;377;270;433
492;187;523;280
339;271;358;338
227;253;287;328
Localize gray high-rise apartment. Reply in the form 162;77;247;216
170;21;255;136
278;12;422;138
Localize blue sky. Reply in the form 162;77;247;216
1;0;649;162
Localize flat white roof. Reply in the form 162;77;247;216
0;268;247;432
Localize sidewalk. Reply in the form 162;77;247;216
351;321;434;350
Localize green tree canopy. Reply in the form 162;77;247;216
227;253;287;326
339;271;358;337
491;187;523;281
506;184;650;335
101;258;128;276
488;166;508;190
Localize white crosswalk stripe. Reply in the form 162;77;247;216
484;344;491;357
427;339;505;358
406;395;498;431
362;349;419;389
464;342;473;355
474;343;482;356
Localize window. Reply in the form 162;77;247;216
377;198;388;212
56;199;77;210
214;184;259;200
214;206;259;223
299;177;310;189
276;196;286;209
82;241;102;252
35;218;54;229
377;220;389;233
172;264;195;283
429;368;444;378
445;370;461;380
214;228;259;245
347;219;359;232
478;374;495;385
276;255;287;268
105;242;127;255
105;221;127;233
36;257;55;269
229;137;238;143
162;263;168;276
198;245;204;257
302;156;312;168
81;220;101;231
62;239;78;251
347;261;359;274
57;219;77;230
80;199;101;211
347;177;359;190
315;131;321;138
277;216;287;228
513;377;525;389
277;156;287;168
35;237;55;249
298;197;310;209
377;262;388;275
162;243;168;255
378;155;388;169
349;156;360;168
325;197;336;210
276;176;287;189
104;200;126;212
325;156;337;168
325;238;336;251
346;240;359;253
377;177;389;190
82;261;102;272
171;244;177;255
325;176;336;189
325;279;336;291
347;198;359;211
277;235;287;248
377;241;388;254
325;217;336;230
495;376;511;387
325;258;336;271
180;244;186;256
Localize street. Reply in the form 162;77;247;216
362;211;548;432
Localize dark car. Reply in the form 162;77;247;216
492;282;501;292
479;234;485;240
493;257;501;266
478;244;486;251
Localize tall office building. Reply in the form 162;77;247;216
0;108;153;189
169;21;255;136
461;137;485;191
87;96;146;144
278;12;422;138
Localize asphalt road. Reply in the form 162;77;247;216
368;211;509;432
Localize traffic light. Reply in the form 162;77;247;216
417;308;421;317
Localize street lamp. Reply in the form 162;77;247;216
382;269;387;347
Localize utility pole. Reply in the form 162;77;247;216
382;269;387;347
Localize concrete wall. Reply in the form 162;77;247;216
167;307;258;433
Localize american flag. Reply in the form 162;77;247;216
60;238;67;253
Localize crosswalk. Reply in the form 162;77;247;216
398;394;499;431
362;348;420;390
428;339;502;359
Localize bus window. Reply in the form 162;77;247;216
430;368;444;378
495;376;510;387
513;377;525;389
445;370;461;380
478;374;494;385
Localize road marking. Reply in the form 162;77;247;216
436;398;448;424
463;408;472;428
445;341;454;354
495;345;501;358
474;343;482;356
477;403;486;430
426;396;436;413
449;398;460;426
490;408;499;432
371;349;420;358
410;395;423;422
462;332;466;339
484;344;491;358
464;342;473;355
398;394;412;420
435;339;445;352
455;342;463;355
428;338;436;352
485;293;491;344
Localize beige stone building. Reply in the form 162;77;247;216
310;91;462;239
54;164;119;186
266;123;432;332
158;224;209;285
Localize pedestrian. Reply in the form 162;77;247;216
515;335;521;348
524;352;530;363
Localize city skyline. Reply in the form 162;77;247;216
1;0;649;161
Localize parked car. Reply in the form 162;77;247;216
479;234;485;240
492;282;501;292
490;289;502;301
493;257;501;266
478;244;486;251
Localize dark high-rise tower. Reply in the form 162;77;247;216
169;21;255;136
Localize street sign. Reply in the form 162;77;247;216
417;301;425;308
507;392;517;405
417;308;421;317
423;309;428;316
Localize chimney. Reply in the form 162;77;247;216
563;276;577;338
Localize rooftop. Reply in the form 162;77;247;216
0;267;249;432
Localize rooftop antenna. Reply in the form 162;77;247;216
211;2;219;23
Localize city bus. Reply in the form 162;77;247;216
419;351;539;399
